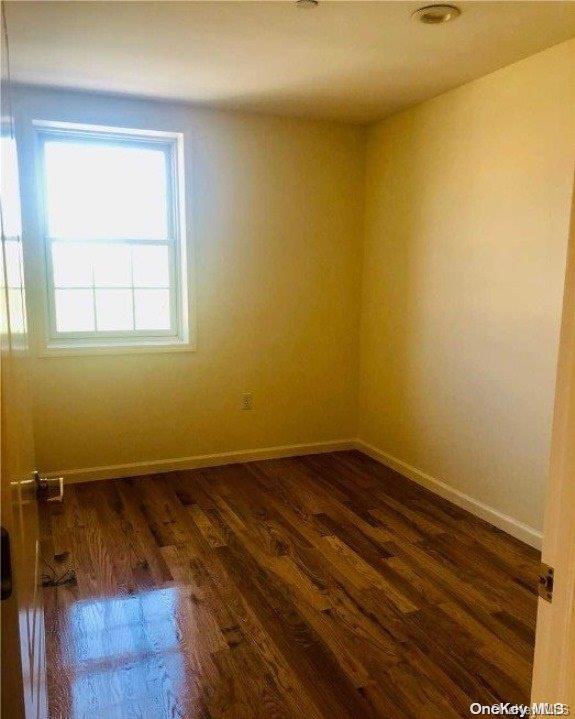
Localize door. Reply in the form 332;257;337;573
531;174;575;707
0;5;47;718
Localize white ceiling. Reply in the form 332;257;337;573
5;1;575;123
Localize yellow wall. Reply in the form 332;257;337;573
359;39;575;532
13;39;575;536
13;87;365;473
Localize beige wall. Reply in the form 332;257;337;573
13;39;575;538
359;39;575;533
13;86;364;473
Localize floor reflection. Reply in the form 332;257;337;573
63;588;191;719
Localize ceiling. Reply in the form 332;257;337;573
5;1;575;123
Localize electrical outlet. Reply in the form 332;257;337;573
240;392;253;411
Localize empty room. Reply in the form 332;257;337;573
1;1;574;717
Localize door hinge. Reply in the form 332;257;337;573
538;562;554;602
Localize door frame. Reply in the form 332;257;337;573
1;4;47;717
531;172;575;707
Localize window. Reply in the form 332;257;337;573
35;121;191;352
1;132;26;337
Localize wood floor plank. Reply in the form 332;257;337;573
41;450;539;718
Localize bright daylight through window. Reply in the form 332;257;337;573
36;122;189;351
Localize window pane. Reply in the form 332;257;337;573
4;239;23;289
44;140;168;240
52;242;93;287
92;244;131;287
8;288;25;334
132;245;169;287
134;289;170;330
95;289;133;331
55;289;95;331
0;135;22;239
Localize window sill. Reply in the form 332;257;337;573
39;340;196;358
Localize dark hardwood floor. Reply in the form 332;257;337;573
40;450;540;719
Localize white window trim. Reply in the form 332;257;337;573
32;119;195;356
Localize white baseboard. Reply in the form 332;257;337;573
354;439;543;550
52;439;356;485
51;435;542;550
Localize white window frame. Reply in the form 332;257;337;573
33;120;193;355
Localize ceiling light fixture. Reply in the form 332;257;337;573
296;0;319;8
412;4;461;24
